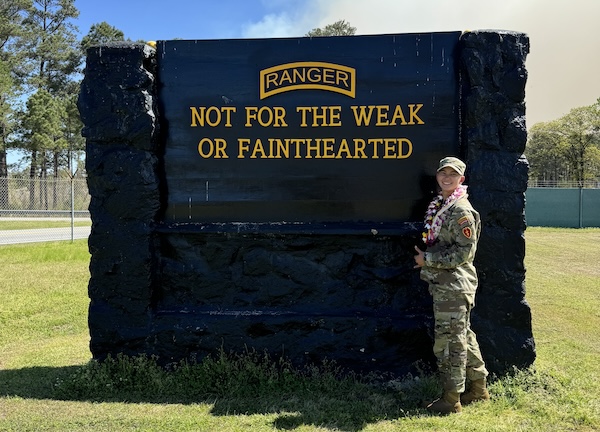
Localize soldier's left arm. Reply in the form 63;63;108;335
425;208;479;269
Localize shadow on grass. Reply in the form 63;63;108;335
0;365;435;432
0;366;81;400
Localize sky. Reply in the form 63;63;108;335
73;0;600;129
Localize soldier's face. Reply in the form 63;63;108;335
436;167;465;197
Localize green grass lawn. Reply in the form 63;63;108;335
1;228;599;431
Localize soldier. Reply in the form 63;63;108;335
414;156;490;414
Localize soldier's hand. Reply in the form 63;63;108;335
414;245;425;268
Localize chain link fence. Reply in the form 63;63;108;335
0;177;91;245
2;176;597;243
528;179;600;188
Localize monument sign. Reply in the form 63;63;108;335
78;30;535;375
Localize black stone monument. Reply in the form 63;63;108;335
78;30;535;376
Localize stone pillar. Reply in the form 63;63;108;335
77;42;160;357
459;30;536;371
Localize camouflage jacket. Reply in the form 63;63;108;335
420;195;480;294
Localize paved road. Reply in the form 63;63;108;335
0;226;91;245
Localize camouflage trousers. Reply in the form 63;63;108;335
431;289;488;393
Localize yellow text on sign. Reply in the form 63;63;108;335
259;62;356;99
235;137;413;159
351;104;425;126
190;106;236;127
244;107;288;127
197;138;229;158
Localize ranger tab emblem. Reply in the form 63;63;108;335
458;215;470;226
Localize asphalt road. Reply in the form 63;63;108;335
0;226;91;245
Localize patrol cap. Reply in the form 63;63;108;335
437;156;466;176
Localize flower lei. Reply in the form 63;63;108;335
422;185;468;245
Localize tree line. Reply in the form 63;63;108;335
2;1;597;189
526;99;600;187
0;0;354;184
0;0;135;182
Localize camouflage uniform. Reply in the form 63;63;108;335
420;195;488;393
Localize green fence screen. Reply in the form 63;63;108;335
526;188;600;228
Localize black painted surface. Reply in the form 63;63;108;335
460;30;535;372
150;230;434;371
158;33;461;223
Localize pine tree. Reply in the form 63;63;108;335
80;21;125;52
18;0;79;210
0;0;31;178
22;89;65;208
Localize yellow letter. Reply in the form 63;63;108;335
305;138;320;158
221;107;236;127
408;104;425;125
251;138;267;158
214;138;229;158
329;106;342;126
272;138;289;158
321;138;335;158
390;105;407;126
245;107;258;127
336;139;352;159
397;138;413;158
297;106;311;127
368;138;383;159
375;105;390;126
307;68;320;82
351;106;375;126
279;69;292;85
273;107;288;127
237;138;250;158
383;138;397;159
322;68;334;84
205;106;221;126
311;106;327;126
190;107;205;127
353;139;367;159
336;70;350;88
198;138;214;158
264;72;279;91
291;138;304;158
257;107;273;127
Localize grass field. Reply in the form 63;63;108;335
1;228;599;431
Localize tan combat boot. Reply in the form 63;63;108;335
460;379;490;405
426;391;462;414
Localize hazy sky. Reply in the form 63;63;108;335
74;0;599;128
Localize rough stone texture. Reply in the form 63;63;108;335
148;228;435;373
459;30;536;372
78;42;161;357
79;33;535;377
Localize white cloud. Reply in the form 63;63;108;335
243;0;600;125
242;13;296;38
241;1;320;38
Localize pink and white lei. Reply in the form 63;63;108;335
422;185;468;245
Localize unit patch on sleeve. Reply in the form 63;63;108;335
462;226;472;239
